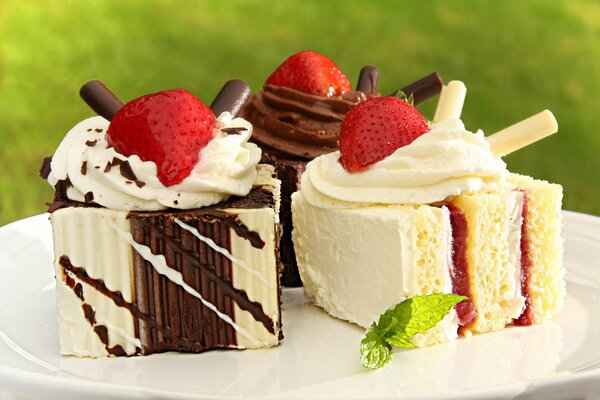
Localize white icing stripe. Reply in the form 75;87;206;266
112;225;260;346
174;218;269;285
103;321;143;349
63;269;143;351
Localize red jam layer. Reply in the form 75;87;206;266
447;205;478;326
514;191;534;326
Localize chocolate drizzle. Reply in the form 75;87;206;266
198;210;265;249
60;256;136;356
241;84;376;160
59;255;200;353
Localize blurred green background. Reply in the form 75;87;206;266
0;0;599;226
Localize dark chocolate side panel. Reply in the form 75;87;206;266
130;213;237;354
274;159;306;287
129;190;281;354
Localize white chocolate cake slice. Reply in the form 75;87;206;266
51;177;282;357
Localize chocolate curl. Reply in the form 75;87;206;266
210;79;251;117
80;80;124;121
390;72;444;106
356;66;380;93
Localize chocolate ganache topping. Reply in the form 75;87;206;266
241;84;378;160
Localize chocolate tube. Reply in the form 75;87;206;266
390;72;443;106
80;80;124;121
210;79;251;117
356;66;379;93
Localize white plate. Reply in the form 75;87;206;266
1;212;600;400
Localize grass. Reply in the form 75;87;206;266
0;0;599;225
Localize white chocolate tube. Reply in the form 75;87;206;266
487;110;558;157
433;81;467;122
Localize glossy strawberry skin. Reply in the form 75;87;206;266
265;50;351;97
339;96;429;172
107;89;216;186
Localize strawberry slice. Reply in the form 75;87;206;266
339;96;429;172
107;89;216;186
266;50;351;97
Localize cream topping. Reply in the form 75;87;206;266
301;119;509;209
47;112;261;211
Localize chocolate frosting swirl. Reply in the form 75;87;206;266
241;84;377;160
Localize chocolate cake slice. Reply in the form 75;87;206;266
51;173;283;357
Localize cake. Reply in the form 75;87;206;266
292;81;564;346
41;81;283;357
241;50;443;286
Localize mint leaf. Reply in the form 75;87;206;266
360;326;392;369
360;293;467;369
384;293;466;347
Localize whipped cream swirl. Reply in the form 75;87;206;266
301;119;509;209
47;112;261;210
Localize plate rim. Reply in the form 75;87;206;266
1;210;600;400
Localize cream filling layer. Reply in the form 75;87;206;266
506;191;527;319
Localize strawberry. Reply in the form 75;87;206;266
107;89;216;186
265;50;351;97
339;96;429;172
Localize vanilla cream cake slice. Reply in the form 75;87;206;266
293;178;564;343
291;81;565;345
